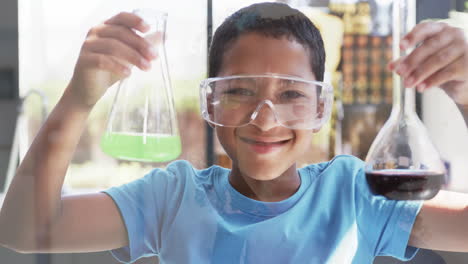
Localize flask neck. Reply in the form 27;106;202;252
133;9;167;44
391;0;416;117
392;78;416;116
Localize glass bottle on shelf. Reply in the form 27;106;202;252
101;9;181;163
364;0;447;200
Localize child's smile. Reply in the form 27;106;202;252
238;135;292;154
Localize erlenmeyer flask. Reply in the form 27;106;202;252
364;0;447;200
101;9;181;163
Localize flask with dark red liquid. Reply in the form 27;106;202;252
364;0;447;200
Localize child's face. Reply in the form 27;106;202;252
216;32;316;180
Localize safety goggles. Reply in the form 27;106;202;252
199;74;333;130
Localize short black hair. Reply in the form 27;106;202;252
208;2;325;81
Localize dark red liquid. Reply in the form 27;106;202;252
366;170;446;200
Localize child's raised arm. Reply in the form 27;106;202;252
0;12;157;253
390;21;468;252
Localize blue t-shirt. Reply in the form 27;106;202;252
102;155;423;264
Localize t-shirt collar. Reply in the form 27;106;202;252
214;166;310;217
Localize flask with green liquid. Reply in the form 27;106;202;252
101;9;181;162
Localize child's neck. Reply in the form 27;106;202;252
228;166;301;202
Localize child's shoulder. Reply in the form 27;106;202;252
139;160;222;192
142;160;199;185
158;159;227;183
328;154;365;167
303;154;364;171
300;155;364;181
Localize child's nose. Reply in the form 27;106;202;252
250;101;280;131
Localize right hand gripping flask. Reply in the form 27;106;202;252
101;9;181;163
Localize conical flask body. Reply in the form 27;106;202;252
364;0;446;200
101;9;181;162
365;110;447;200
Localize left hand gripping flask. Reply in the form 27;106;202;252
101;9;181;162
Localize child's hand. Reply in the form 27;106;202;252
389;22;468;108
68;12;159;108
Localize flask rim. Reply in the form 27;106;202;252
132;8;168;25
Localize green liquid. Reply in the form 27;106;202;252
100;132;181;162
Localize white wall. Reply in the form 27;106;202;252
423;88;468;193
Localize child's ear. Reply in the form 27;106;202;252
207;94;214;118
205;94;217;129
206;94;214;125
317;99;325;119
312;98;328;133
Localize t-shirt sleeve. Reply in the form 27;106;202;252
101;161;186;263
354;167;424;261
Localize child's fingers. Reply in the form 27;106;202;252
95;24;158;61
400;22;446;50
404;42;463;88
79;52;131;77
415;56;465;92
396;31;456;79
390;22;448;72
388;57;404;71
104;12;150;33
145;31;163;47
82;37;151;71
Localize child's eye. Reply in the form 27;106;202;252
281;90;306;100
224;88;255;96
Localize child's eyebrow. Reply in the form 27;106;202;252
276;78;309;88
228;78;256;86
